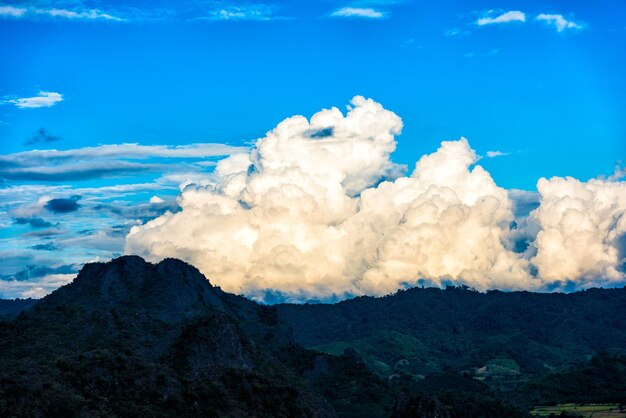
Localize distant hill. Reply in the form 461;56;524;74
277;285;626;385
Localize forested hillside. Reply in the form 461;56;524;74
2;257;625;417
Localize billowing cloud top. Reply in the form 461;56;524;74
125;97;626;302
533;177;626;283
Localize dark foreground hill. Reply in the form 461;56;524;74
0;298;36;318
1;257;626;417
0;256;390;417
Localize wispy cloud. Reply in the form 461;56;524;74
35;8;124;21
0;3;124;21
0;161;165;182
206;3;281;21
0;183;176;204
598;163;626;182
0;143;244;182
445;28;469;37
465;49;499;59
5;91;63;109
463;10;585;35
31;242;58;251
0;1;284;23
477;10;526;26
3;143;243;163
536;14;582;32
0;5;26;17
93;198;180;223
486;150;510;158
331;7;386;19
15;217;55;229
0;141;243;284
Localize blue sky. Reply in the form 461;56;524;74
0;0;624;299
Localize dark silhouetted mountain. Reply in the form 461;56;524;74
0;256;390;417
2;257;626;417
0;298;36;317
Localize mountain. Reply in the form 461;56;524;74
277;285;626;383
0;256;388;417
2;256;626;417
0;298;36;317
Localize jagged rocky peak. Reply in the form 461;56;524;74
41;255;225;321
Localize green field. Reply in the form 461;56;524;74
533;404;625;417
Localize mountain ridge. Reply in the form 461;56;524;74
1;256;626;417
277;284;626;379
0;256;344;417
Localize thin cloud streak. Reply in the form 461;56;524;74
0;142;244;182
477;10;526;26
0;3;124;21
331;7;386;19
0;161;167;182
204;3;282;21
486;150;510;158
35;8;124;21
1;143;245;164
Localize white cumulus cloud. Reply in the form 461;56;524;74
124;97;626;302
125;97;536;301
530;177;626;286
